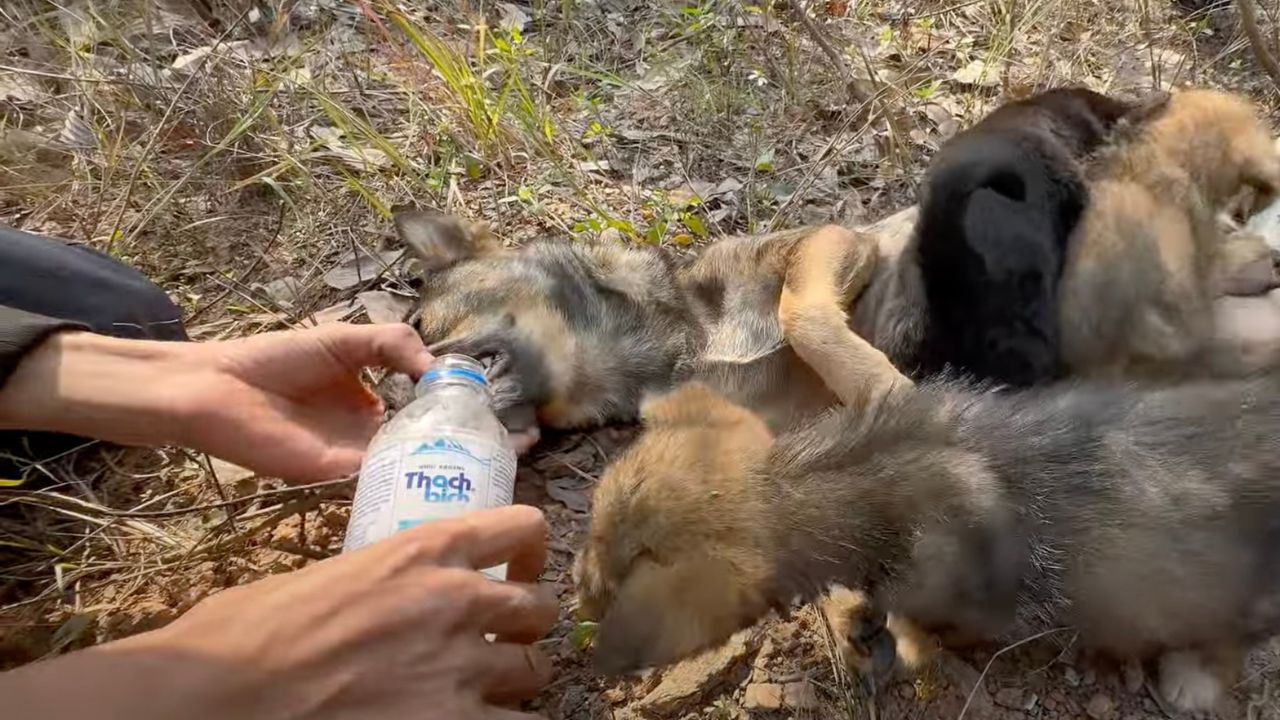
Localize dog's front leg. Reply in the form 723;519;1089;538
779;225;912;411
821;586;937;693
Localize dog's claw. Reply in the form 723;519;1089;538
849;620;898;689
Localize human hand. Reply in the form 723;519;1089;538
174;322;433;480
0;322;433;482
3;505;558;720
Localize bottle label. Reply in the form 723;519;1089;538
342;429;517;579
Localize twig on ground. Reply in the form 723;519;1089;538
956;627;1073;720
1238;0;1280;87
784;0;870;104
0;476;353;520
104;5;253;252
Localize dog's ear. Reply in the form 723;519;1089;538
393;208;502;274
592;552;768;675
1121;90;1172;128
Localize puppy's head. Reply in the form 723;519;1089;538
393;209;557;432
575;383;779;674
1163;90;1280;208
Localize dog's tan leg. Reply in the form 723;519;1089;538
779;225;912;410
821;586;937;686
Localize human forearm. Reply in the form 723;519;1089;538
3;632;218;720
0;330;198;447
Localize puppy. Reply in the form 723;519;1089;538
910;88;1138;386
399;210;890;440
578;365;1280;713
394;210;701;432
1060;88;1280;377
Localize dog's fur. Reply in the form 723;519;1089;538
909;88;1138;386
680;224;897;431
577;370;1280;712
398;211;889;436
394;211;700;430
1060;89;1280;377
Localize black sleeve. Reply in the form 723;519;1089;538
0;306;88;391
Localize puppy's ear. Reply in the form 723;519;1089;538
1119;90;1171;129
393;209;501;274
1238;142;1280;204
593;553;768;675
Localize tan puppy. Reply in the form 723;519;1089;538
1060;89;1280;376
579;373;1280;714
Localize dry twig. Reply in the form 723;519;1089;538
1238;0;1280;88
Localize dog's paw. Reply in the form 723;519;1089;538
1158;650;1224;713
820;586;896;687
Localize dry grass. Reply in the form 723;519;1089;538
3;0;1280;716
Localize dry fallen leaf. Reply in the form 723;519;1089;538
921;103;960;139
323;248;406;290
0;71;47;105
209;457;256;485
256;276;306;309
309;126;393;171
545;477;592;513
303;300;359;326
497;2;531;34
357;290;415;324
951;58;1001;87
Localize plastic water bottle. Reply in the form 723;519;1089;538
342;354;517;580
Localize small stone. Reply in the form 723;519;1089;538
1083;667;1097;686
1064;667;1082;687
1122;660;1144;694
1086;693;1115;720
939;654;994;716
558;685;587;717
634;630;759;715
782;681;819;709
1023;692;1040;712
743;683;784;710
994;687;1024;709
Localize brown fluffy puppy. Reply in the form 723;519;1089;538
578;362;1280;714
1060;89;1280;376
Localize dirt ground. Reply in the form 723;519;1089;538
5;1;1280;718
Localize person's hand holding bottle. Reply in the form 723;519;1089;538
4;505;558;720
